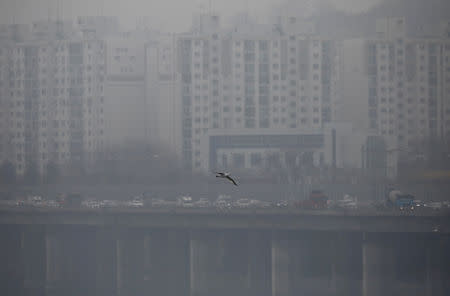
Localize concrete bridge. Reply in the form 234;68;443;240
1;208;449;296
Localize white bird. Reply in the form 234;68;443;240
215;172;238;186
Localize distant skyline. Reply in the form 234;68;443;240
0;0;382;32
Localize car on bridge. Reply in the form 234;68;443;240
194;198;211;208
424;202;443;211
214;195;232;209
333;195;358;210
177;196;194;208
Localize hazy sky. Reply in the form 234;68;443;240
0;0;382;31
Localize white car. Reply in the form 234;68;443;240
82;200;101;209
177;196;194;208
235;198;252;208
100;200;118;208
215;200;232;208
151;199;166;207
424;202;442;210
335;195;358;210
195;198;211;208
127;200;144;208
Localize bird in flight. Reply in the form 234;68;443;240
215;172;238;186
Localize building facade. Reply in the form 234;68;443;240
178;15;340;171
103;30;147;150
368;17;450;147
145;33;181;157
0;22;106;178
340;17;450;175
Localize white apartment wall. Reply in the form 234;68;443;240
179;27;340;171
76;16;120;37
337;39;370;133
441;20;450;38
104;81;146;148
375;17;406;40
0;45;10;165
104;33;147;150
1;37;106;177
106;35;146;77
323;123;367;169
145;36;181;159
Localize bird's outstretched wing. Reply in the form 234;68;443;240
226;176;238;186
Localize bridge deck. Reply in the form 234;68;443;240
1;207;449;233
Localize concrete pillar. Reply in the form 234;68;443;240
190;231;211;296
116;228;145;296
221;231;251;296
115;229;191;296
63;226;97;296
426;234;449;296
116;232;124;296
190;230;249;296
95;226;117;296
332;232;363;296
272;231;335;296
166;230;190;296
299;232;335;296
391;233;427;296
144;230;169;295
45;226;63;296
0;225;24;296
21;225;46;296
271;237;291;296
362;232;396;296
190;231;225;296
247;231;271;296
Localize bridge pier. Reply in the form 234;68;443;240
44;226;63;296
388;233;427;296
0;210;449;296
332;232;363;296
144;230;170;295
116;228;146;296
247;231;271;296
115;229;189;296
426;234;450;296
0;225;25;296
189;231;213;296
271;231;335;296
21;225;46;296
95;226;118;296
362;232;396;296
44;226;97;296
190;230;251;296
271;234;294;296
166;230;190;296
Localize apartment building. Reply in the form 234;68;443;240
178;15;340;171
103;30;147;150
0;21;106;177
145;33;181;157
338;17;450;177
342;17;450;153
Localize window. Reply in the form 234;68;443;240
233;153;245;168
250;153;262;167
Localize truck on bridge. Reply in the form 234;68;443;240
294;190;328;210
386;189;415;211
